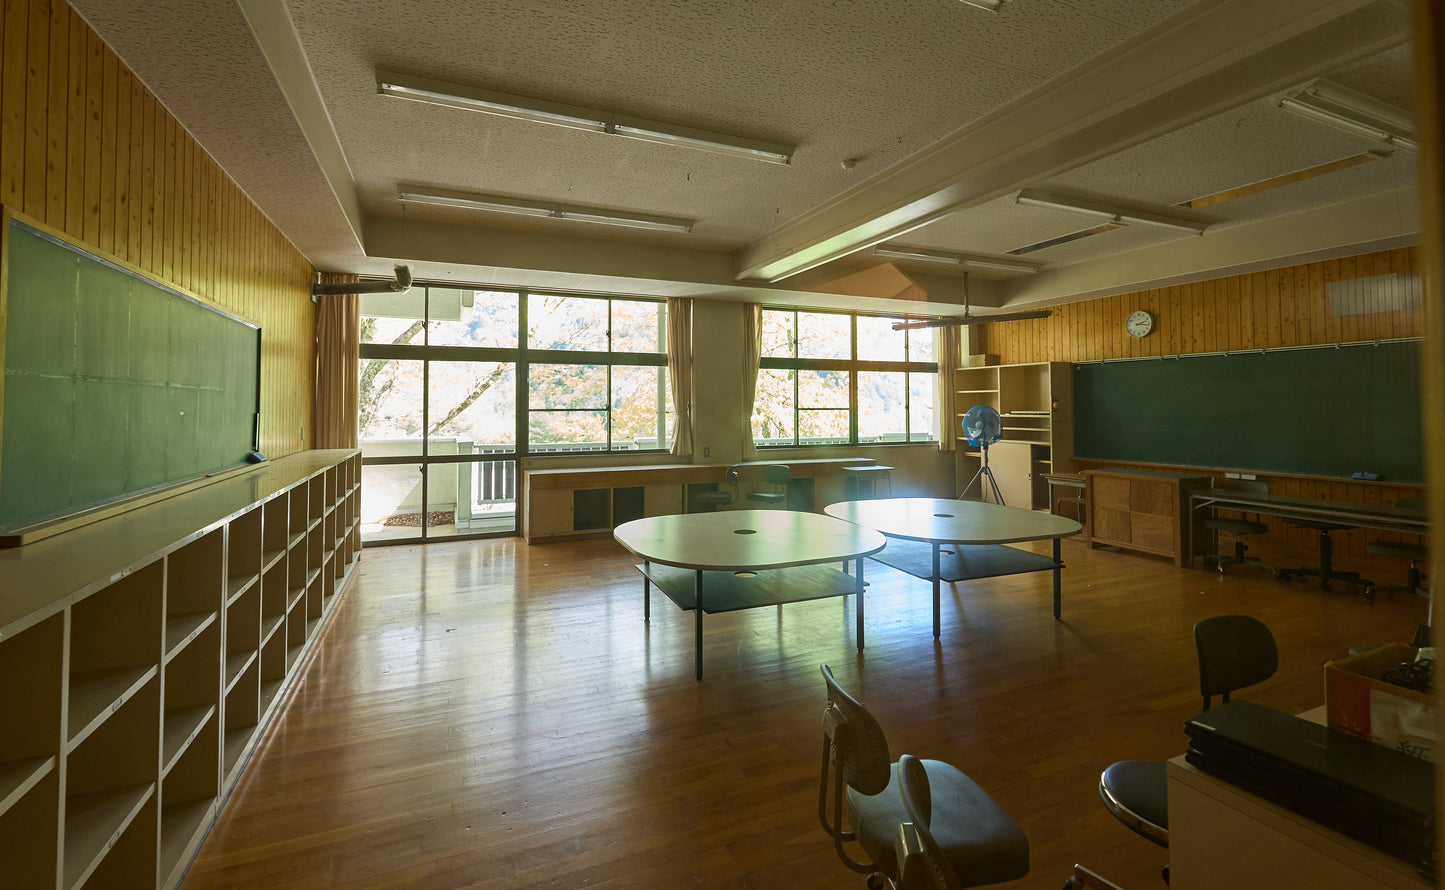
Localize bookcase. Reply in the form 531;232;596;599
0;449;360;890
954;361;1074;510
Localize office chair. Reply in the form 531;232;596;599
818;665;1029;889
1077;616;1279;888
1195;613;1278;712
746;464;791;508
1200;479;1272;575
895;754;961;890
1365;497;1430;600
694;465;740;512
1275;518;1374;599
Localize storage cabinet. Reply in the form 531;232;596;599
0;449;361;890
1085;468;1212;566
955;362;1073;510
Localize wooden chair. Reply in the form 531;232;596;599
818;666;1029;889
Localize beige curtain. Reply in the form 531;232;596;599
314;272;360;449
740;303;763;458
935;326;960;451
666;298;694;455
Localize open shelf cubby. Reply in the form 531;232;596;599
0;450;360;890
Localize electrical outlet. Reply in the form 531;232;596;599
703;446;710;457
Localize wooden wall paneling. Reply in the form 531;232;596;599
43;0;63;228
112;67;130;257
63;4;81;234
2;0;26;207
127;70;141;263
81;26;99;245
98;41;115;255
23;0;47;217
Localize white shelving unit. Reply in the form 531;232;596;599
0;450;360;890
954;362;1074;510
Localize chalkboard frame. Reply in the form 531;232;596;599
0;207;263;545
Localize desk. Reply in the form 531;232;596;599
823;498;1083;635
1185;489;1429;565
613;510;885;679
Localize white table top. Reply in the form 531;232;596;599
613;510;886;572
824;497;1083;545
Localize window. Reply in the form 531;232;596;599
753;309;936;447
356;285;670;544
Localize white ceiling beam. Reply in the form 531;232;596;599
735;0;1409;283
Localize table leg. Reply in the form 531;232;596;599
643;559;651;620
932;542;942;640
855;557;865;651
695;569;704;681
1052;538;1062;620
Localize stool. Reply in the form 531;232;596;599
841;465;893;500
1276;519;1374;598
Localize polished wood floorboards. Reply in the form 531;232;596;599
181;534;1429;889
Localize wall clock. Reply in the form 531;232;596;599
1125;310;1153;338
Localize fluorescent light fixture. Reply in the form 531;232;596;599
874;245;1042;274
957;0;1004;10
893;309;1051;330
1278;79;1417;152
398;187;695;233
1015;189;1208;235
378;70;793;165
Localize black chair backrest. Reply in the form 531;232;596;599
896;754;962;890
821;664;891;795
1194;615;1278;711
763;464;790;487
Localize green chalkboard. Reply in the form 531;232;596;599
0;218;260;532
1072;340;1422;483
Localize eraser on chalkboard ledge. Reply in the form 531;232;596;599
1351;471;1379;480
247;451;267;464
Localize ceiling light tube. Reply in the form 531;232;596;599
378;71;607;132
398;187;694;233
1278;79;1417;151
956;0;1004;10
874;245;1042;274
1015;189;1207;235
379;70;793;165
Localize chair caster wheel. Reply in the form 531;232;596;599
1063;878;1084;890
866;873;887;890
1363;584;1375;601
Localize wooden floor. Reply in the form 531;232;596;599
180;534;1429;889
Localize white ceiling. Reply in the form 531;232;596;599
69;0;1419;318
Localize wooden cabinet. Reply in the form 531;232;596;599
955;361;1073;510
1085;468;1212;566
0;450;361;890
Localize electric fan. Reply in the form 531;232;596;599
960;405;1006;504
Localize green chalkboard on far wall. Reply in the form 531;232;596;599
1072;340;1422;483
0;212;261;537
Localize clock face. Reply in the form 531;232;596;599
1125;310;1153;338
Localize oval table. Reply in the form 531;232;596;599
824;498;1083;638
614;510;886;679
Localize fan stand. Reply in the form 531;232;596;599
962;440;1005;505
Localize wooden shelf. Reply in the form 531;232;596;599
63;783;154;889
165;611;218;661
222;726;257;776
67;666;157;748
0;755;54;816
223;651;258;694
956;362;1072;510
159;796;216;886
162;706;215;773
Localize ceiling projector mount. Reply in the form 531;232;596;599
893;271;1053;330
311;265;413;297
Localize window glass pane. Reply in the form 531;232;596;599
528;294;608;351
358;358;424;455
424;459;517;538
611;365;671;450
799;409;849;442
752;368;795;445
857;316;904;362
798;369;849;409
761;309;794;358
909;373;936;441
428;361;516;447
611;299;666;354
360;462;423;543
529;363;607;452
529;411;608;452
859;371;907;443
428;289;519;348
909;327;935;363
360;289;426;346
797;311;850;359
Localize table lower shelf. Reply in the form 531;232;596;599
636;562;861;613
869;539;1061;582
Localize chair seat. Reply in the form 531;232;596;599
695;491;731;505
847;758;1029;887
1099;760;1168;847
747;492;786;504
1287;519;1352;532
1202;517;1268;536
1366;540;1429;561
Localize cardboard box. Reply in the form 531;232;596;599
1325;643;1436;761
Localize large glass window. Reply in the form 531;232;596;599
357;286;669;543
754;308;936;447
